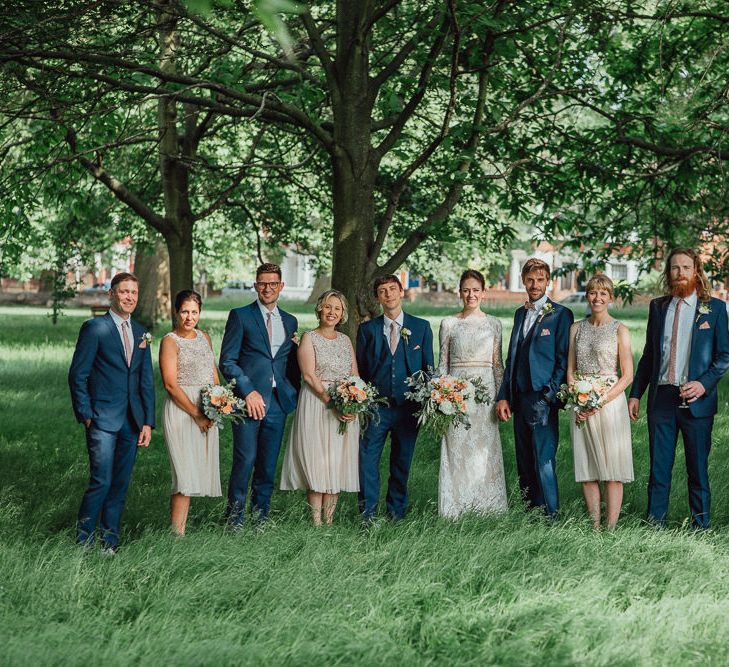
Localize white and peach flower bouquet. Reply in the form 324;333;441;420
326;376;387;435
405;369;491;439
201;379;248;429
557;374;616;429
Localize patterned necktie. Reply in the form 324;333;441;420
389;321;399;355
121;320;132;367
667;298;684;385
266;311;273;347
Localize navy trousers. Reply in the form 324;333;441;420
513;391;560;517
76;413;138;548
647;385;714;528
227;389;287;525
359;404;419;520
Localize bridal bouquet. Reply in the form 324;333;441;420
201;379;247;429
327;376;387;435
557;374;615;429
405;369;492;439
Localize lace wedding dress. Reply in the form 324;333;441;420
437;314;508;518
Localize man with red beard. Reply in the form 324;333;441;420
629;248;729;528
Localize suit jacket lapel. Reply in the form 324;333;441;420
510;308;526;368
103;313;127;365
656;296;671;370
251;302;273;357
372;315;386;364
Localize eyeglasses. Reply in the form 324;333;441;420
255;281;281;290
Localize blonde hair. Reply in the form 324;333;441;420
314;289;349;325
585;274;614;299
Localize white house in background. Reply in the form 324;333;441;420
507;244;640;298
280;245;316;300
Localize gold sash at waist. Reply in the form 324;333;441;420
450;361;493;368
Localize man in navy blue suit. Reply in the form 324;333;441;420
356;275;434;521
496;258;573;517
220;263;299;527
69;272;155;553
629;248;729;528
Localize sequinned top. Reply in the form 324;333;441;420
574;318;621;377
165;330;215;386
308;330;353;383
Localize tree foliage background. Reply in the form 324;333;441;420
0;1;726;330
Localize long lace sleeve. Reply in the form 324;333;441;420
437;318;450;375
492;318;504;391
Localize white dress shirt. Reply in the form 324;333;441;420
523;294;549;337
383;311;405;348
659;291;697;386
109;308;133;352
258;300;286;387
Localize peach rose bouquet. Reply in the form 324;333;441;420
405;369;491;439
201;379;247;429
557;374;616;429
327;376;387;435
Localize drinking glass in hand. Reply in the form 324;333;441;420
679;375;690;409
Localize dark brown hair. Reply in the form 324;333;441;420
110;272;138;290
661;247;711;301
256;263;282;280
459;269;485;290
174;289;203;312
373;274;404;296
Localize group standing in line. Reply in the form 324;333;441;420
67;248;729;552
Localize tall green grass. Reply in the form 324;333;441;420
1;303;729;665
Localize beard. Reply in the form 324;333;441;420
670;275;697;299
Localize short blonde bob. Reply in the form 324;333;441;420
314;289;349;325
584;274;614;299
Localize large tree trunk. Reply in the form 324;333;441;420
329;2;380;340
133;238;170;328
165;230;194;325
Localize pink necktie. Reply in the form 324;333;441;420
122;320;132;367
667;298;683;385
266;311;273;347
389;322;398;355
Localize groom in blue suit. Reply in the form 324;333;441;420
68;273;155;552
356;275;434;521
220;263;300;527
629;248;729;528
497;258;573;517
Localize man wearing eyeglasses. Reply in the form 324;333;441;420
220;263;300;527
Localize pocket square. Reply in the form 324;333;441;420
540;328;551;336
413;344;421;350
699;321;711;330
138;341;147;349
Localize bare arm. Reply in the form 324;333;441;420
298;333;328;404
604;324;634;404
566;322;578;385
202;330;221;385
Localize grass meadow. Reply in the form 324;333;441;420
2;299;729;666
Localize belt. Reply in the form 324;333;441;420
450;361;492;368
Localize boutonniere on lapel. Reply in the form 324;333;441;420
400;327;412;345
537;302;554;323
291;331;301;345
695;302;712;323
139;332;152;349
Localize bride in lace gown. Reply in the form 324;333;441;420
567;275;633;529
437;270;508;519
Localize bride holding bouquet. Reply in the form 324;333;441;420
280;290;369;525
565;274;634;529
